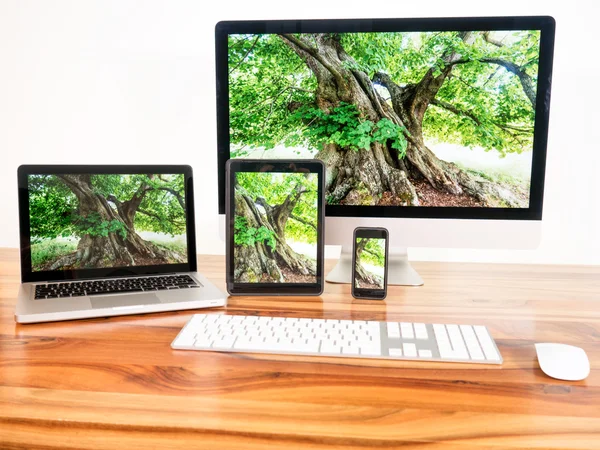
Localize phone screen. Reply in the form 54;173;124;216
352;229;388;299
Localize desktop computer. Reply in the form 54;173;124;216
215;16;555;285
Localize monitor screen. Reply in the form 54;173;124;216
27;173;188;272
232;171;318;284
218;18;554;220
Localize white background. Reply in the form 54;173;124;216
1;0;599;265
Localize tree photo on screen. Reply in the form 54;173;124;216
28;174;187;271
355;238;385;289
234;172;318;283
229;30;539;208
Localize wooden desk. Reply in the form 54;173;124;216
1;248;599;449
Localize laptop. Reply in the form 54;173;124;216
15;165;226;323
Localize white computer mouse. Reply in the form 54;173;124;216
535;343;590;381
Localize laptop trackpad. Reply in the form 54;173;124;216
90;293;161;309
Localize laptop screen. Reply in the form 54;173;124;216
26;173;189;272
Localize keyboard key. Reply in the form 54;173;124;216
414;323;428;339
460;325;485;360
446;324;469;359
194;335;214;348
360;345;381;356
387;322;400;338
389;348;403;357
212;337;236;349
342;346;359;355
400;323;414;339
320;342;341;355
403;343;417;357
418;349;432;358
172;328;196;347
474;326;500;361
433;324;452;358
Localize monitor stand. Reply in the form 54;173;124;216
326;246;424;286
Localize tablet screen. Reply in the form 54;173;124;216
232;171;319;284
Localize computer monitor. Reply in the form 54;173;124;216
215;16;555;285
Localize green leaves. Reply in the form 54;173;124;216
358;237;386;268
236;172;318;245
228;33;316;152
28;174;78;243
73;212;127;240
372;118;408;158
229;30;539;159
234;216;277;250
87;174;186;237
291;103;408;156
28;174;187;244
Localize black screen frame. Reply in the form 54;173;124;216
216;16;555;221
351;227;389;300
18;165;197;283
225;159;325;296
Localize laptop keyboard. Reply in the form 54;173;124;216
34;275;200;299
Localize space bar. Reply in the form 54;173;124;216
87;288;143;295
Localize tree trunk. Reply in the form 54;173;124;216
279;34;526;208
50;175;177;270
354;238;383;288
233;185;315;283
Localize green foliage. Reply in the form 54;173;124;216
28;174;186;242
91;174;186;237
228;34;316;156
373;118;409;158
28;175;78;243
236;172;318;245
229;30;539;157
326;194;339;205
289;103;408;156
30;239;77;271
358;238;386;267
234;216;276;250
73;212;127;239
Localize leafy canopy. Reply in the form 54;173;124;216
28;174;186;242
357;237;386;268
289;103;408;157
234;216;276;250
229;30;539;157
235;172;318;244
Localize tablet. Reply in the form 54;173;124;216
226;159;325;295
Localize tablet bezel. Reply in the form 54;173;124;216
226;159;325;296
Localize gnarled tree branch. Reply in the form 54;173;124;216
290;214;316;230
430;99;481;126
480;58;536;108
152;187;185;210
448;57;536;108
483;31;504;47
279;34;346;88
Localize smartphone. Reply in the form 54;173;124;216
351;227;389;300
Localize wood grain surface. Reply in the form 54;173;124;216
1;247;599;449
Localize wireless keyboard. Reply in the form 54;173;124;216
171;314;503;364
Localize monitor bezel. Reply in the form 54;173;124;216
18;165;197;283
216;16;555;221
